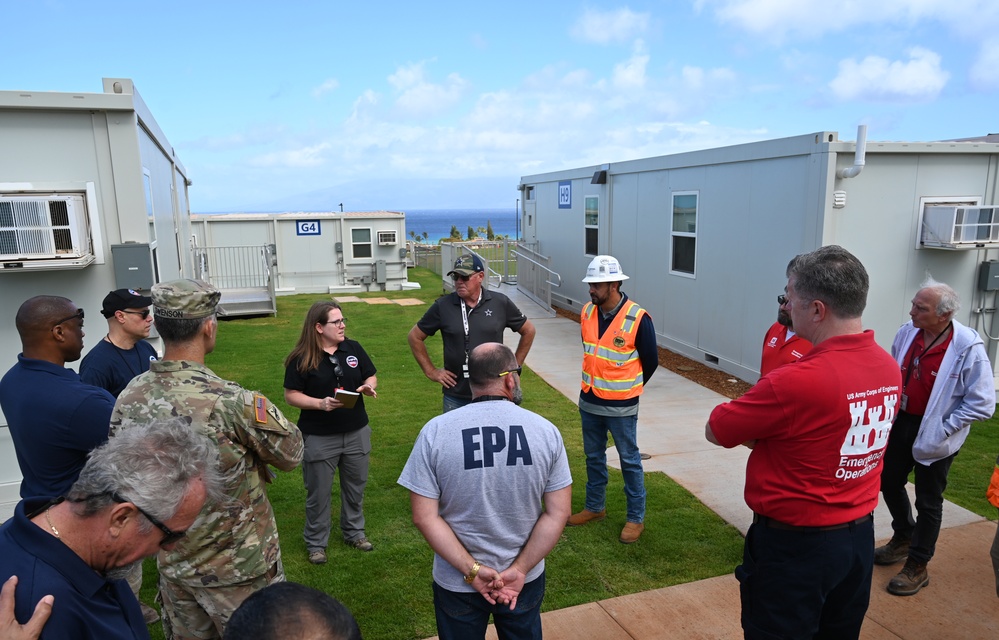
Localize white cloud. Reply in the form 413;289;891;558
699;0;999;41
570;7;650;44
969;39;999;90
249;142;332;168
612;40;649;89
388;62;469;117
829;47;949;101
311;78;339;98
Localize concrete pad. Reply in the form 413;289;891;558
599;576;743;639
394;298;427;306
332;295;363;302
866;520;999;639
363;297;395;304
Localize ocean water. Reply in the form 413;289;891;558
404;209;519;244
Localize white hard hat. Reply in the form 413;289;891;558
582;255;629;283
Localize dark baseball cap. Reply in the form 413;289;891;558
101;289;153;318
447;254;484;277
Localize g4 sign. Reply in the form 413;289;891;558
296;220;321;236
558;181;571;209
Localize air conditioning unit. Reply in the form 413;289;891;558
921;205;999;249
0;194;95;270
377;230;398;246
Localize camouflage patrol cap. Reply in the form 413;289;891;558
152;279;221;320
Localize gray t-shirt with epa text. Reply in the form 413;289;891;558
398;399;572;592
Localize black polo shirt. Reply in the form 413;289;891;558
416;289;527;399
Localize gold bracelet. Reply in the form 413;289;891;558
464;560;481;584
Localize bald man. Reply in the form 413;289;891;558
0;296;115;499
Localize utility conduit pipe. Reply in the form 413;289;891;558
837;124;868;179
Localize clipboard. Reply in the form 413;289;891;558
335;388;360;409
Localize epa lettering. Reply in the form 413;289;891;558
462;425;534;469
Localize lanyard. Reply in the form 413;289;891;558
459;289;482;364
903;322;951;391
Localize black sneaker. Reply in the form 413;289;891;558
874;536;910;565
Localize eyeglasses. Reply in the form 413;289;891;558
451;274;473;282
111;492;186;547
67;491;185;546
325;318;346;327
777;295;788;306
328;355;344;377
53;308;85;327
122;309;151;319
498;367;522;378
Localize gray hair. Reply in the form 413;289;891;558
154;314;215;343
785;255;802;278
66;420;222;531
789;245;869;319
919;276;961;316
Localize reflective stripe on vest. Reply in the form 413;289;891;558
580;300;647;399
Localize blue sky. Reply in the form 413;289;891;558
5;1;997;212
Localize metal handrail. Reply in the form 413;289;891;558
511;250;561;288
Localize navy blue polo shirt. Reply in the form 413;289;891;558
0;355;115;498
80;338;158;397
0;498;148;639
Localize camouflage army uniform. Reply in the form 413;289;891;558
111;359;303;639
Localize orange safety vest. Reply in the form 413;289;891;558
988;454;999;509
580;299;647;400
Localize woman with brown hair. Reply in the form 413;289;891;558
284;301;377;565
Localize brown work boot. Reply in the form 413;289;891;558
567;509;606;526
619;522;644;544
887;558;929;596
874;535;911;565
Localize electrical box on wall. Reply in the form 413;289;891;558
111;243;154;291
978;261;999;291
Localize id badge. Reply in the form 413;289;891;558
462;363;470;379
900;393;908;412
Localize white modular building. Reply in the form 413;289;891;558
189;210;411;309
0;78;195;503
518;130;999;385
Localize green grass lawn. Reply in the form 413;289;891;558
140;266;998;639
141;267;744;639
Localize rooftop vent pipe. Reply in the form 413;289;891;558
837;125;867;179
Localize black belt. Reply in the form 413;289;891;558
752;513;872;532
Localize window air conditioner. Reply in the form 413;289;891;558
921;205;999;250
377;230;398;246
0;194;95;270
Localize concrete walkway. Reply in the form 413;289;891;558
482;282;999;640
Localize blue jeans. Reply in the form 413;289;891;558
443;393;471;413
579;409;645;523
738;517;874;639
432;573;545;640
